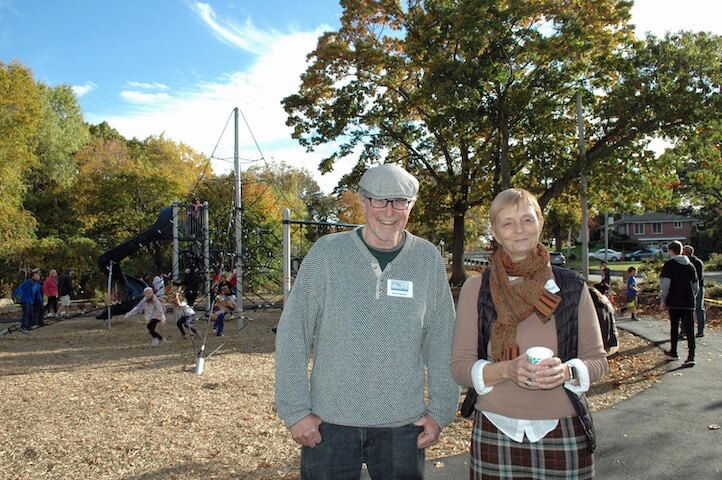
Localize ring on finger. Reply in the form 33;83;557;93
525;378;532;387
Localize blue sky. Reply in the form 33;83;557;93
2;0;721;192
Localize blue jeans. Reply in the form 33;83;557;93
20;302;33;330
300;422;424;480
696;287;706;334
214;313;225;336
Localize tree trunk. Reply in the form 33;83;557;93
498;90;511;190
553;223;563;252
449;210;468;287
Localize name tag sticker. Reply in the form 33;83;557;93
387;279;413;298
545;279;561;294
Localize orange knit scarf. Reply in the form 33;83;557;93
489;243;561;362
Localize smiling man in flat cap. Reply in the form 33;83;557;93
275;163;458;479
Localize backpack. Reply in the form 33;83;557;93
589;286;619;354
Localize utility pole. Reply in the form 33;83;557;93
203;201;211;313
576;92;589;281
233;107;244;330
106;260;114;330
172;202;179;285
604;211;609;257
282;208;291;307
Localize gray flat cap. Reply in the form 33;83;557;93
358;164;419;199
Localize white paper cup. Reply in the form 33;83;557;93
526;346;554;365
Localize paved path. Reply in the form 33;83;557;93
362;315;722;479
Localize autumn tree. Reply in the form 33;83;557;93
73;129;208;273
284;0;641;284
664;118;722;259
284;1;722;284
0;61;41;252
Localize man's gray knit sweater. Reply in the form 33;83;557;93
275;228;459;429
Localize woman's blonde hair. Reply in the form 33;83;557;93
489;188;543;229
49;269;57;276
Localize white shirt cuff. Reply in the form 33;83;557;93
564;358;590;395
471;359;494;395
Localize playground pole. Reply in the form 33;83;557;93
107;260;114;329
233;107;244;330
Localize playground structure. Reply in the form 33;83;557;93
1;107;361;345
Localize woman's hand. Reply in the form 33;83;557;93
505;354;540;390
531;357;567;390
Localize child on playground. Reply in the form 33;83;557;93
125;287;166;346
213;284;236;337
622;266;640;320
172;286;199;338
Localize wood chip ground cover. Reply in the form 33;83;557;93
1;313;666;479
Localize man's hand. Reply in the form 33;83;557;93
660;302;668;311
414;415;441;449
290;414;322;448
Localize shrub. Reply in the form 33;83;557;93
706;281;722;300
706;253;722;271
637;258;664;294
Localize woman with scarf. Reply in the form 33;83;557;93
451;188;607;480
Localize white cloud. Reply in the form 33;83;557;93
72;81;97;97
86;16;352;193
631;0;722;38
193;2;277;54
127;81;169;90
119;90;171;104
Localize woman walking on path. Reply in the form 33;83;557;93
43;269;59;317
452;188;608;480
125;287;166;346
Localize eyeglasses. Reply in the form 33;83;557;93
365;197;412;210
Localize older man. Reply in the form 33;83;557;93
275;164;458;480
683;245;706;338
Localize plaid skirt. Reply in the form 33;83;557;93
470;411;594;480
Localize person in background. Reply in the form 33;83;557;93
125;287;166;346
621;267;639;320
14;269;43;334
660;241;698;366
43;269;59;318
57;269;74;317
600;260;612;288
683;245;705;338
172;286;199;338
213;284;235;337
31;270;45;328
452;188;607;480
152;274;166;302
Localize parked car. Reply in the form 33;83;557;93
550;251;567;266
589;248;624;261
629;248;661;261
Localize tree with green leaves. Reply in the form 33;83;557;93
284;1;721;284
0;61;41;253
73;130;208;273
24;83;90;238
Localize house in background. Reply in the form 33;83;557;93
613;213;700;249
